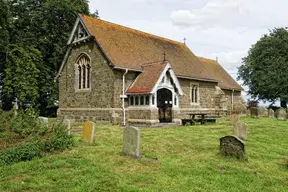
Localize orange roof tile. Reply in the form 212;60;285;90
79;14;216;82
198;57;243;91
126;61;167;94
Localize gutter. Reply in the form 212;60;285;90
231;89;234;113
121;69;129;126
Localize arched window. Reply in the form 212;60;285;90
135;96;139;105
140;96;144;105
191;85;199;103
76;54;91;90
145;95;149;105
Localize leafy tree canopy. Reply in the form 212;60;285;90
238;28;288;108
1;0;90;111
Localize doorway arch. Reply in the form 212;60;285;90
157;88;173;123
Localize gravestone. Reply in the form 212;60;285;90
233;122;248;140
82;121;96;143
229;114;240;125
12;102;19;116
220;136;246;160
268;109;275;118
38;117;49;126
122;126;140;157
250;107;259;118
276;108;287;121
258;107;268;117
64;119;71;135
246;109;251;117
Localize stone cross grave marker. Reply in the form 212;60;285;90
122;126;140;157
64;119;71;135
229;114;240;125
82;121;96;143
233;122;248;140
250;107;259;118
276;108;287;121
38;117;49;126
220;136;246;160
268;109;274;118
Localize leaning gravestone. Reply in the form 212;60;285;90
233;122;248;140
276;108;287;121
82;121;96;143
258;107;268;117
229;114;240;125
246;109;251;117
220;136;246;160
250;107;259;118
268;109;275;118
122;126;140;157
38;117;49;126
64;119;71;135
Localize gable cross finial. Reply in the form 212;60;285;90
183;37;187;45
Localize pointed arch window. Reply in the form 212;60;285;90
76;54;91;90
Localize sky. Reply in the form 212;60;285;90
88;0;287;105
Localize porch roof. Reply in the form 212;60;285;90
126;61;168;94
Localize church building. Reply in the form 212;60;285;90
56;14;245;125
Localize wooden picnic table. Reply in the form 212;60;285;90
187;113;208;124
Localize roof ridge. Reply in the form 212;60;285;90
80;14;185;46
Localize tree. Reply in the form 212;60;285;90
3;45;41;108
238;28;288;108
1;0;90;111
0;0;10;81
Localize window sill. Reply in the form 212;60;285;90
75;88;91;93
190;102;200;106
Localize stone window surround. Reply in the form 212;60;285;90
75;53;92;92
190;83;200;105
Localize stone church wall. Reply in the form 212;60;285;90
58;41;117;122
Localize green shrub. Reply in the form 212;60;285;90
0;140;43;165
0;109;74;165
43;123;74;152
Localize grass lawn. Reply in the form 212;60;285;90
0;117;287;192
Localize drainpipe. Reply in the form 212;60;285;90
122;69;128;126
231;89;234;113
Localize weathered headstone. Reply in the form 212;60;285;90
64;119;71;135
82;121;96;143
122;126;140;157
12;102;19;116
246;109;251;117
276;108;287;121
220;136;246;160
258;107;268;117
38;117;49;126
229;114;240;125
250;107;259;118
268;109;275;118
233;122;248;140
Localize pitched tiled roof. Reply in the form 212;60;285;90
79;14;216;82
126;61;168;94
197;57;243;91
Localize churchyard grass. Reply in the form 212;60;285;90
0;117;287;191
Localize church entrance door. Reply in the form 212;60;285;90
157;88;172;123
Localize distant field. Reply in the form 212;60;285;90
0;117;287;192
